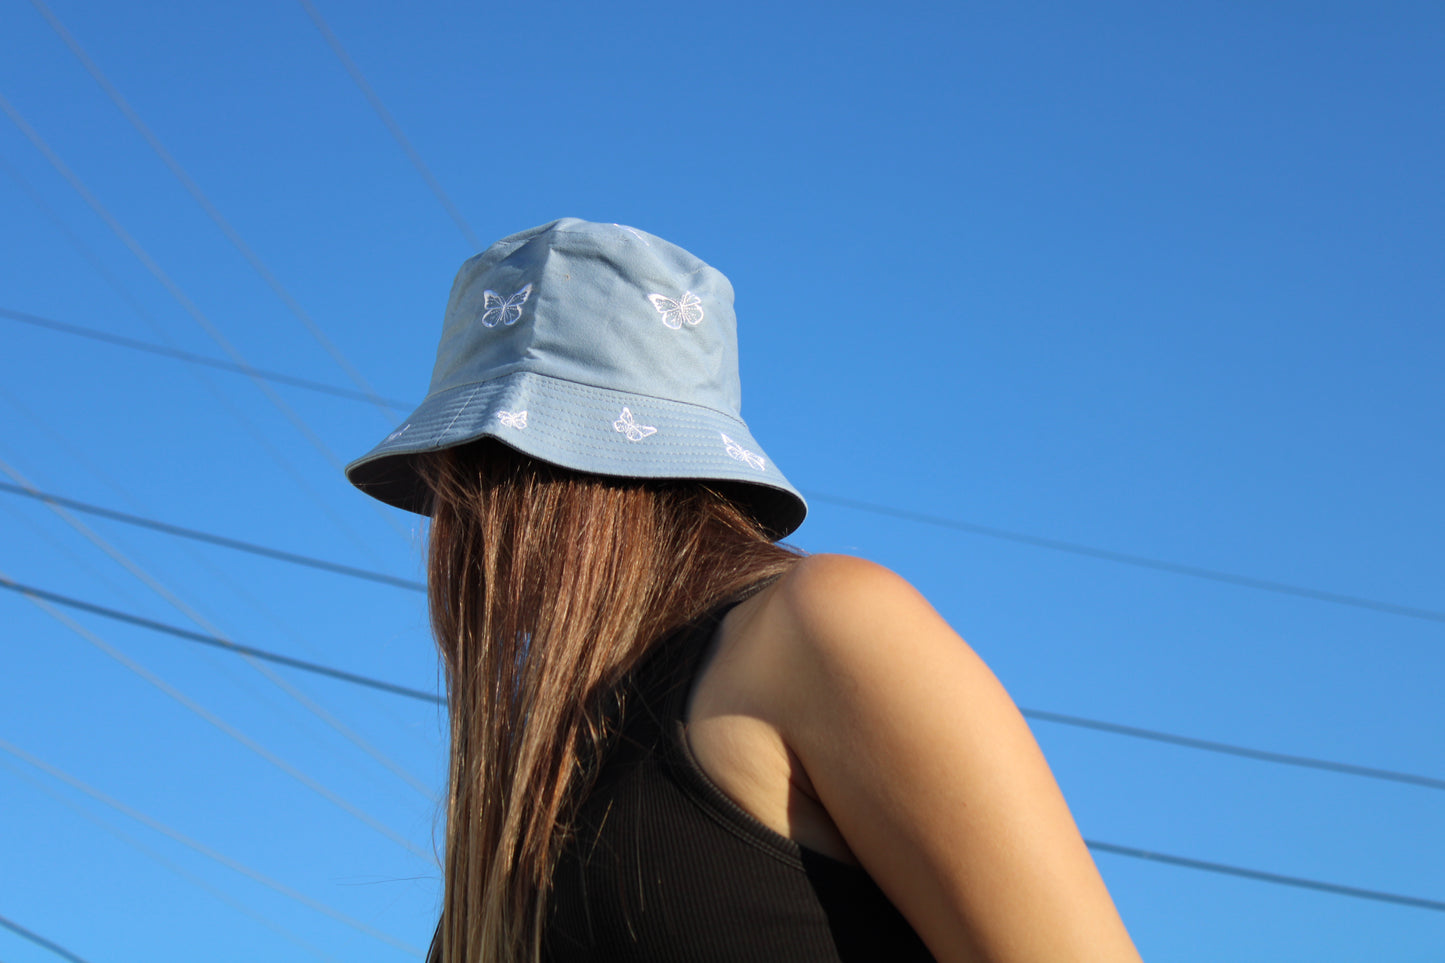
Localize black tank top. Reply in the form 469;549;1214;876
545;596;936;962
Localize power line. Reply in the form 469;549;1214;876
0;738;426;957
0;306;409;409
0;151;392;562
0;91;345;470
10;410;1442;791
5;589;1439;919
0;151;161;332
0;575;439;705
6;441;437;790
806;491;1445;625
7;464;1442;633
13;97;1430;633
29;0;397;420
8;283;1436;627
295;0;482;250
9;587;1445;920
7;297;1437;630
11;574;1445;797
5;709;1444;925
1023;708;1445;792
9;4;1433;942
0;460;431;796
0;481;424;593
0;757;341;962
0;380;424;741
7;476;1443;789
9;574;433;860
1089;840;1445;914
0;913;93;963
0;90;410;546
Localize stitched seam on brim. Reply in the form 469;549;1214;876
424;368;744;422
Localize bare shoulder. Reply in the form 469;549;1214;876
744;554;1144;963
756;552;1008;777
765;552;953;657
745;554;980;709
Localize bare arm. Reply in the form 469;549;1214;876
763;554;1144;963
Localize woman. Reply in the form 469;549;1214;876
347;219;1144;962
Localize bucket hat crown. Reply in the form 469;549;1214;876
346;218;806;537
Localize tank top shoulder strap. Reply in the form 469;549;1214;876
640;573;786;723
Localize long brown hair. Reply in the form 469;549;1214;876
418;440;803;962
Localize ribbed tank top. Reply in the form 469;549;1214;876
545;595;936;962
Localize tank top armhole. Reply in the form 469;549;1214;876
664;717;872;877
655;580;877;879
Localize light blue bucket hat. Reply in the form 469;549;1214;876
346;218;807;538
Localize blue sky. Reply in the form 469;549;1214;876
1;0;1441;959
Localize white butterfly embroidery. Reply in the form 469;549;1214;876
720;432;765;471
480;283;533;327
496;410;528;430
613;407;657;442
614;223;651;245
647;291;704;329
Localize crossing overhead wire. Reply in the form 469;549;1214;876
0;440;164;615
7;572;432;860
0;454;267;654
0;459;432;799
6;460;1442;634
8;389;1440;784
0;92;351;473
0;382;423;739
0;575;439;705
295;0;482;250
0;395;430;749
0;152;158;330
1089;840;1445;914
805;491;1445;626
8;454;1442;790
0;90;410;545
0;480;425;593
1023;708;1445;792
8;300;1439;629
10;586;1445;923
0;738;427;957
0;913;94;963
1;306;410;410
9;574;1445;796
4;711;1442;923
11;3;1436;936
0;155;389;562
6;293;1437;628
30;0;398;421
0;757;341;962
24;0;1433;608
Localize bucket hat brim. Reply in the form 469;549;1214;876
345;370;807;538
